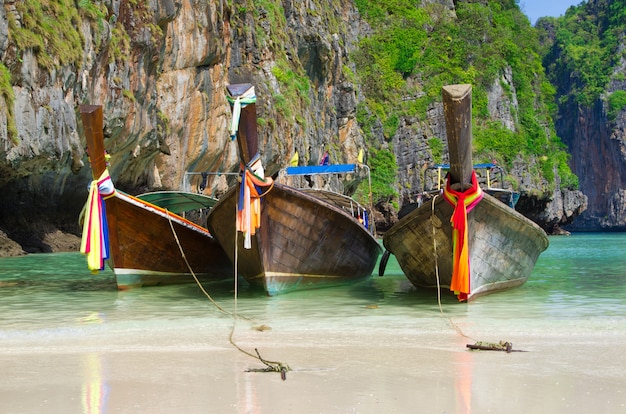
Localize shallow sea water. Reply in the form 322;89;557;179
1;233;625;413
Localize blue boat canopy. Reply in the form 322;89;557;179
433;163;498;169
285;164;357;175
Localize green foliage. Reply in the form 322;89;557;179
270;58;312;127
109;26;131;63
557;155;579;190
0;63;17;144
0;63;13;106
543;0;625;107
368;147;398;202
474;121;520;165
607;90;626;121
272;93;290;119
271;59;311;108
356;101;378;141
427;138;443;164
10;0;84;70
252;0;289;48
353;0;579;202
78;0;106;21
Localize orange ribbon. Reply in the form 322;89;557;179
237;168;273;249
442;171;483;301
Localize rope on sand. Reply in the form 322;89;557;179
166;205;290;380
229;221;290;380
430;197;524;352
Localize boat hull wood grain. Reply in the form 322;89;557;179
382;84;549;301
383;193;548;300
79;105;232;289
209;83;381;296
207;183;381;296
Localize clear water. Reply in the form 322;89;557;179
1;233;625;340
1;233;625;414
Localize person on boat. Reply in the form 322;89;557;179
320;150;330;166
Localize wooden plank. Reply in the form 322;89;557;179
79;105;106;179
442;84;473;189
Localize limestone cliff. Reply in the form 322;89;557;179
0;0;586;255
540;0;626;231
0;0;370;252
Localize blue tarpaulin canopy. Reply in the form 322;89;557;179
433;163;498;169
285;164;357;176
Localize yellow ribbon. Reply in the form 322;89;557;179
80;170;115;273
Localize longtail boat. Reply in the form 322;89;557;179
206;84;381;296
79;105;232;289
381;84;549;301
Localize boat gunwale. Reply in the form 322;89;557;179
383;192;549;251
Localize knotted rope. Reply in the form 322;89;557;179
442;170;483;301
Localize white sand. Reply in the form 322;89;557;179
1;322;625;414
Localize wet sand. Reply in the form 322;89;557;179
1;321;625;414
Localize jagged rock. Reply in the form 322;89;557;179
0;229;25;257
0;0;606;254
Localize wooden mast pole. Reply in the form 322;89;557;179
442;84;473;189
79;105;106;179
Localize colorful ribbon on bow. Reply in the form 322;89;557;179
237;158;273;249
227;89;257;140
442;170;483;301
80;170;116;273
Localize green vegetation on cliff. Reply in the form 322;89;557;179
540;0;626;108
353;0;578;203
9;0;84;70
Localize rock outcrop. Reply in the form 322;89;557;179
0;0;373;254
0;0;594;256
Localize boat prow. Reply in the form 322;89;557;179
382;84;549;301
206;84;381;295
79;105;232;289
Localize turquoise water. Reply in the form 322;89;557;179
1;233;625;338
1;233;626;414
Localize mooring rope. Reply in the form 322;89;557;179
431;195;476;342
164;209;230;315
166;206;289;373
228;198;290;379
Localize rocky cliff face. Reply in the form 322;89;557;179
387;65;586;234
0;0;372;253
0;0;584;255
548;1;626;232
557;98;626;231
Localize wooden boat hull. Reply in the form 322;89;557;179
382;193;549;300
103;191;232;289
207;183;382;295
79;104;232;289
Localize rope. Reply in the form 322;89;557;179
431;194;476;342
164;209;230;315
228;198;290;379
432;191;518;351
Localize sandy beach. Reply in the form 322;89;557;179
2;236;626;414
1;319;625;414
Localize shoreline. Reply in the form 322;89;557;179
2;319;625;414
